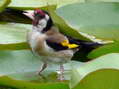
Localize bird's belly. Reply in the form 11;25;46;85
42;50;74;64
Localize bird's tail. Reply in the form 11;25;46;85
72;42;102;62
68;36;102;48
68;36;103;62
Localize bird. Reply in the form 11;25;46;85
23;9;81;80
0;8;102;80
23;9;103;80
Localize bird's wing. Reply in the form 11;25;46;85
45;26;80;51
46;36;80;51
46;34;102;51
46;40;69;51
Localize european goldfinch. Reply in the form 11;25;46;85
23;9;80;80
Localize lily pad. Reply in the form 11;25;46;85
0;49;61;81
0;42;29;50
0;49;72;89
72;69;119;89
8;0;79;9
8;0;56;10
0;23;31;44
88;41;119;59
0;23;31;50
85;0;119;2
0;50;41;75
48;7;91;41
56;2;119;41
0;49;72;81
70;53;119;88
0;76;69;89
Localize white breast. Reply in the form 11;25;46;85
28;30;40;50
27;30;51;53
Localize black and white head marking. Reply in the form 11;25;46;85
23;9;53;33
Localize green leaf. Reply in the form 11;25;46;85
56;0;80;7
85;0;119;2
0;50;71;81
0;50;60;81
0;23;31;44
8;0;79;9
0;23;31;50
56;2;119;41
72;69;119;89
0;76;69;89
48;7;91;41
0;42;29;50
0;23;31;49
8;0;56;10
0;50;41;75
70;53;119;89
0;0;11;12
0;50;71;89
88;42;119;59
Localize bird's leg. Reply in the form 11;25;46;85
58;64;65;81
38;63;47;75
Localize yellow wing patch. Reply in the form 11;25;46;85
67;44;79;49
61;40;79;49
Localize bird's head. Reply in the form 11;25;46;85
23;9;53;32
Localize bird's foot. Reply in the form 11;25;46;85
36;71;42;75
57;64;65;81
37;63;47;75
57;72;65;81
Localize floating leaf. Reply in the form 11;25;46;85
56;2;119;41
71;69;119;89
70;53;119;88
8;0;79;9
88;42;119;59
0;49;71;89
48;7;91;41
8;0;56;10
0;23;31;50
0;76;69;89
0;50;71;82
0;23;31;44
0;42;29;50
0;50;40;75
85;0;119;2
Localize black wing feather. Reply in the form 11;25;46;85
46;35;102;51
46;40;68;51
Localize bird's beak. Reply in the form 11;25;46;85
23;11;34;20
